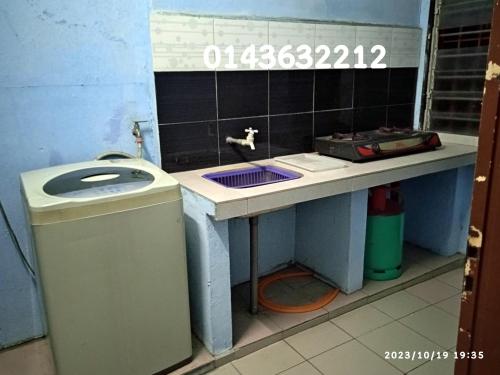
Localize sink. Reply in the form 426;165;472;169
203;165;302;188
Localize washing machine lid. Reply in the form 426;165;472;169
21;159;181;223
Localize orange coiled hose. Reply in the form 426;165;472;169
258;271;340;313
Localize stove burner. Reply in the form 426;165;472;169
378;126;413;134
332;132;369;141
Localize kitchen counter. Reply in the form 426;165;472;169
172;142;477;220
175;140;476;355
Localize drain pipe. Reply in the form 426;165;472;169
249;216;259;314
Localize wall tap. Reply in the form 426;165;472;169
132;121;148;159
226;127;259;150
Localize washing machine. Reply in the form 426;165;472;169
21;158;192;375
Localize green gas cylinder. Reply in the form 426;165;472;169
364;184;405;281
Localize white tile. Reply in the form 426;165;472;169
355;26;392;67
371;290;429;319
279;361;323;375
214;19;268;71
315;24;357;67
408;354;455;375
310;340;401;375
232;309;281;348
390;27;421;67
285;322;351;359
331;305;393;337
207;364;240;375
324;290;368;312
269;21;315;70
361;262;430;296
358;321;442;372
406;279;460;304
435;294;462;318
400;306;459;349
150;13;214;71
437;268;464;289
232;341;303;375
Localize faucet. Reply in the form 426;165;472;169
132;121;148;159
226;127;259;150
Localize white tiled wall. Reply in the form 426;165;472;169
150;14;214;71
315;24;357;67
390;27;422;68
268;21;315;70
150;13;421;72
214;19;268;71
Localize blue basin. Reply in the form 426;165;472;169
203;165;302;188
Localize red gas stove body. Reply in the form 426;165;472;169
314;127;442;162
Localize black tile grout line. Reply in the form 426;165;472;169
386;68;392;128
214;70;221;166
267;70;271;159
156;103;417;127
312;70;316;139
350;66;356;133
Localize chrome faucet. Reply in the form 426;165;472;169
226;127;259;150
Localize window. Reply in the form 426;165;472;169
424;0;494;136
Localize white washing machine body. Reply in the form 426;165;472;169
21;158;192;375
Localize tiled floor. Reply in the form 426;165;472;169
209;268;463;375
0;245;464;375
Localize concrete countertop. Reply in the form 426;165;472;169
171;142;477;220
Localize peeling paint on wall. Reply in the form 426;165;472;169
468;225;483;248
485;61;500;80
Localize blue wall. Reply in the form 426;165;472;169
0;0;427;348
153;0;422;27
0;0;160;347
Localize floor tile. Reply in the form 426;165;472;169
435;294;462;318
404;244;464;270
285;322;351;359
261;307;327;332
171;336;214;375
310;340;402;375
232;309;282;348
406;279;460;304
0;339;55;375
232;341;303;375
437;268;464;289
362;263;430;295
358;321;442;372
400;306;459;349
278;361;322;375
408;355;455;374
331;305;393;337
371;290;429;319
324;290;368;312
207;363;240;375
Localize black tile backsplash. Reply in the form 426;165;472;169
269;70;313;114
354;69;389;107
270;113;313;157
155;72;216;124
314;109;353;137
387;103;415;129
315;69;354;111
155;67;418;172
353;106;387;132
389;68;418;105
217;71;268;119
159;121;219;172
219;117;269;165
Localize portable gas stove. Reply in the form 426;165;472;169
315;127;442;162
